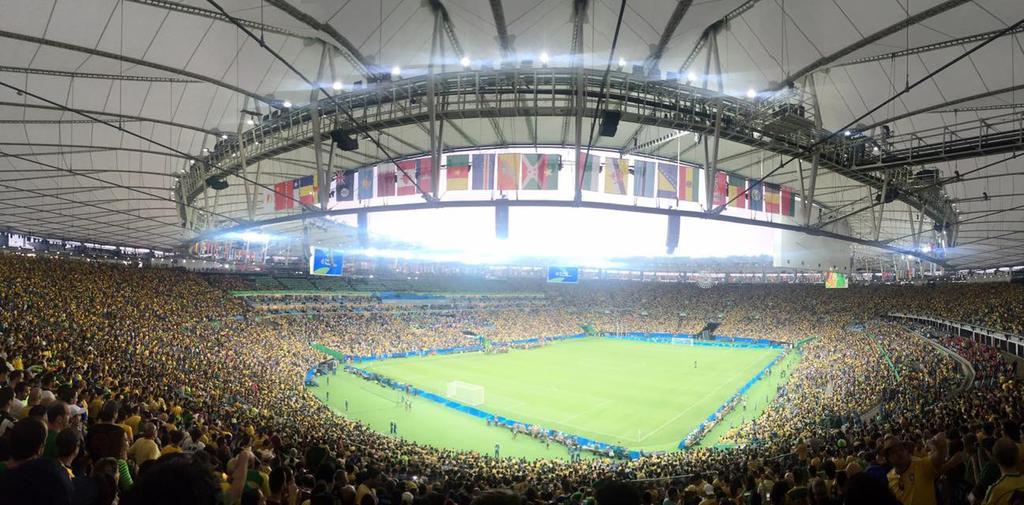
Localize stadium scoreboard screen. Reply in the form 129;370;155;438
309;247;344;276
825;272;848;289
547;266;579;284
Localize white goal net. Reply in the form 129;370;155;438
446;381;485;406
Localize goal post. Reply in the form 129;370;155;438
445;381;485;406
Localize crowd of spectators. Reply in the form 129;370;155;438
0;254;1022;505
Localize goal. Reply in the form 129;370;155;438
446;381;485;406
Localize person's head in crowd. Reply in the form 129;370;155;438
992;437;1020;472
45;401;69;431
55;427;81;465
8;418;47;463
122;454;221;505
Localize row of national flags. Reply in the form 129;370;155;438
266;153;799;217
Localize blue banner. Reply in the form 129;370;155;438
310;247;344;276
547;266;579;283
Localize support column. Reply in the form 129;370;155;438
312;43;330;209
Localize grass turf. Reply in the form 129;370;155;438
346;337;781;452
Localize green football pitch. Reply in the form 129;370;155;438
311;337;793;458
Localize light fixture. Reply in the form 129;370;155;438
332;81;343;91
618;57;626;68
686;71;697;82
460;56;471;68
872;146;881;155
202;148;209;153
391;66;401;77
843;130;852;136
282;100;292;108
746;88;756;99
539;51;550;65
189;160;195;165
220;134;228;140
246;119;255;126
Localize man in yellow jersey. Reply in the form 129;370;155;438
982;438;1024;505
884;433;947;505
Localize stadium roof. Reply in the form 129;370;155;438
1;0;1023;269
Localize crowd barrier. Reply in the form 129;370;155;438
345;364;638;459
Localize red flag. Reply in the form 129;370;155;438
274;181;293;210
377;163;396;197
417;158;433;194
712;171;728;206
396;160;417;195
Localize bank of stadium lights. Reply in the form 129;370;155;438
460;56;471;68
746;88;757;99
246;119;255;126
686;71;697;83
618;57;627;69
282;100;292;108
332;81;343;91
220;134;228;140
391;66;401;78
539;51;550;66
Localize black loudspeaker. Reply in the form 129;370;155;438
666;214;680;254
357;210;369;249
206;177;228;190
599;110;622;137
495;201;509;240
329;129;359;151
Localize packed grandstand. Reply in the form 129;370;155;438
0;253;1022;505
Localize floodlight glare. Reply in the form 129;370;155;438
687;71;697;82
746;88;756;99
460;56;471;68
282;100;292;108
332;81;343;91
618;57;626;68
391;66;401;77
539;52;550;65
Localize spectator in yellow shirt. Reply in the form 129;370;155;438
127;422;161;466
982;438;1024;505
885;433;947;505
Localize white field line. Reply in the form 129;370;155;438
637;352;779;443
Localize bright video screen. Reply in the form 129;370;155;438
825;272;848;289
310;247;344;276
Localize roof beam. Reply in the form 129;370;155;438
264;0;374;79
678;0;763;73
0;65;198;83
831;24;1024;69
860;83;1024;131
774;0;973;89
642;0;693;75
0;30;270;105
427;0;465;60
489;0;514;59
0;101;218;136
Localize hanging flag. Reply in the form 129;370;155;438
358;167;375;200
446;155;470;190
521;154;559;190
657;163;678;198
727;174;747;208
377;163;397;197
604;158;629;195
679;164;699;202
497;153;519;191
417;157;433;194
747;181;763;211
334;170;355;202
471;153;495;190
764;183;781;213
712;171;728;206
264;186;276;212
633;160;655;197
577;154;600;192
274;180;294;210
781;186;797;217
297;175;317;205
396;160;418;196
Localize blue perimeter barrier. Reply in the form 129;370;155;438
602;332;785;349
343;333;587;363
